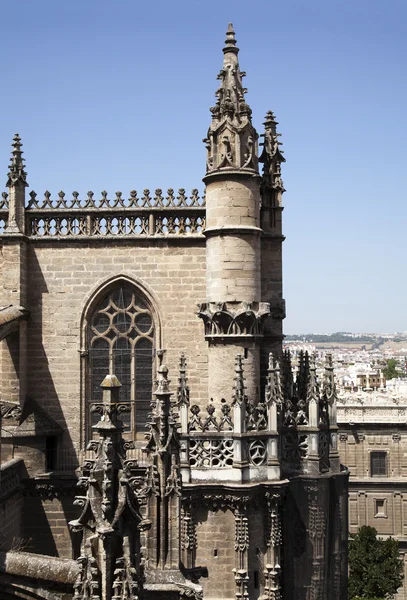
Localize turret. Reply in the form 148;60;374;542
199;24;267;406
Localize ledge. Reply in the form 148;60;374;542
0;551;79;584
203;169;261;184
203;225;262;238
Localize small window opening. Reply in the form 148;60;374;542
370;451;387;477
213;548;218;557
244;348;248;359
45;436;58;471
375;499;386;517
254;570;259;589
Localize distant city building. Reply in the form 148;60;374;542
338;388;407;599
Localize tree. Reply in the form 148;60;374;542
349;526;404;599
382;359;403;381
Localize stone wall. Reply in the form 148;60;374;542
339;426;407;599
194;507;236;600
22;494;79;559
0;493;23;550
24;240;207;453
0;459;24;551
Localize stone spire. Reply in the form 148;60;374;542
259;110;285;207
5;133;28;234
203;24;258;177
6;134;28;188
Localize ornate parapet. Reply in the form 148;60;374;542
0;188;206;238
177;350;340;483
179;354;281;483
197;301;270;339
278;352;341;477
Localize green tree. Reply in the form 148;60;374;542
382;359;403;380
349;526;404;599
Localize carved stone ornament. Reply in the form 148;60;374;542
0;400;22;420
203;24;259;178
186;492;256;513
197;301;270;338
259;111;285;198
69;374;148;600
23;479;77;500
6;133;28;187
188;401;233;432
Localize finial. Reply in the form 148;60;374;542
259;109;286;197
306;354;320;404
322;354;336;404
296;351;309;402
91;373;124;432
223;23;238;54
6;133;28;187
233;354;246;405
282;350;294;399
156;364;171;394
266;352;278;405
177;353;190;406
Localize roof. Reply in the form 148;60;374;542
0;305;29;340
1;397;63;438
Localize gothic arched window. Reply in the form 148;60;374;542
87;284;155;437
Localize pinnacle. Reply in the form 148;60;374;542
6;132;28;187
12;133;22;149
223;22;238;54
264;110;277;124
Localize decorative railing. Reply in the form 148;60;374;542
0;188;206;238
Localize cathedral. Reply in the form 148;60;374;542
0;24;348;600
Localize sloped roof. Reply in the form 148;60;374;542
0;305;29;340
1;397;63;438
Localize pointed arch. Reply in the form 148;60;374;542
81;275;162;440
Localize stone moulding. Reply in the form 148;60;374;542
197;301;270;338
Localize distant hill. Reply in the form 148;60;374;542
285;333;381;344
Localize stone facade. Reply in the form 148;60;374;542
0;24;348;600
338;390;407;599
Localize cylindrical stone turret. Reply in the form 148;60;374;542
199;24;266;406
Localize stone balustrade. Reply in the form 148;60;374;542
0;188;206;237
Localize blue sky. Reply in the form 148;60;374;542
1;0;406;334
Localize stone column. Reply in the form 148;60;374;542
233;504;249;600
263;492;282;600
202;176;264;406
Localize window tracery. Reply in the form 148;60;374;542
87;284;155;437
